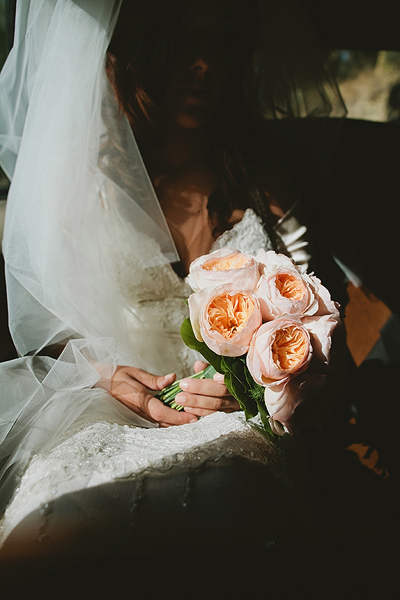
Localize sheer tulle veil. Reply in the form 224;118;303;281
0;0;346;514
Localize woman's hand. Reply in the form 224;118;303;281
174;361;240;417
104;366;200;427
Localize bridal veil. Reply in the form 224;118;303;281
0;0;346;514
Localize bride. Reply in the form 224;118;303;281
0;0;349;569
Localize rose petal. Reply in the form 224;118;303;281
188;290;208;341
187;248;260;293
267;379;304;427
268;418;287;436
310;275;341;317
256;249;296;276
302;315;339;365
264;379;289;415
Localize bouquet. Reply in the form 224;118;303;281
158;247;342;436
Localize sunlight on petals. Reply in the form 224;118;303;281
202;253;250;271
275;273;306;301
187;247;260;292
247;317;312;384
271;325;309;372
194;288;262;357
208;292;256;339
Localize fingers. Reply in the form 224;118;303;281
110;365;240;425
115;365;176;391
144;396;198;426
110;366;197;427
113;383;198;427
136;368;176;391
213;372;225;384
179;376;231;397
175;375;240;417
193;360;208;374
178;396;240;417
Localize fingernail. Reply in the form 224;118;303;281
188;415;198;423
179;380;189;390
184;406;194;412
175;393;186;404
164;373;175;381
214;373;224;383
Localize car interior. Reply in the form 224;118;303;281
0;0;398;590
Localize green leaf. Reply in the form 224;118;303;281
219;355;258;420
255;395;271;431
179;318;278;436
180;318;222;372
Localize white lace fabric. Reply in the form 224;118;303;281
0;411;279;544
0;207;313;546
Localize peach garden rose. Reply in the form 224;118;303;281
186;247;260;293
246;316;312;387
246;316;313;429
246;313;340;429
255;249;339;320
188;285;262;357
270;316;341;429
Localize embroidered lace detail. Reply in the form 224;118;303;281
0;412;278;542
211;208;273;255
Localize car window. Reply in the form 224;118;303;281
329;49;400;122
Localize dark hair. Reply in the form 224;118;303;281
106;0;274;239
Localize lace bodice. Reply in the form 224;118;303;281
113;208;276;378
114;206;310;377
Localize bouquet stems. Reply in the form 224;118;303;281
156;364;217;411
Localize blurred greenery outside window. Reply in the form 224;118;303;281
329;49;400;122
0;1;399;200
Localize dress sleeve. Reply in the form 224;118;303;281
273;198;312;272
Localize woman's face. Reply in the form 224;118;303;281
161;0;251;130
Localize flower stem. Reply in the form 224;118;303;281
156;365;217;411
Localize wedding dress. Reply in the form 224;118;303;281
0;207;314;558
0;0;348;562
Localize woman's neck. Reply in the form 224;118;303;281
140;124;219;276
